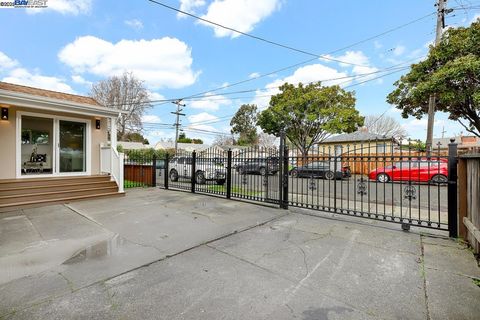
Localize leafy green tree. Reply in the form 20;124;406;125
387;20;480;137
121;132;149;144
257;82;363;156
177;132;203;144
230;104;258;146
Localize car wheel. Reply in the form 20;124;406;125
376;173;389;183
290;169;298;177
237;167;244;175
216;179;226;186
344;168;352;178
169;169;179;182
324;171;335;180
259;167;267;176
195;171;206;184
430;174;447;184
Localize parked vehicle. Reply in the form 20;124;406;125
236;157;279;175
169;157;226;185
368;159;448;183
289;161;348;180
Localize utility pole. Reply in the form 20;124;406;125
171;99;186;155
426;0;449;155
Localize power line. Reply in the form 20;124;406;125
106;7;437;110
146;0;370;67
143;65;411;137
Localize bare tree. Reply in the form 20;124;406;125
90;72;151;140
257;132;278;148
212;134;235;146
363;114;407;140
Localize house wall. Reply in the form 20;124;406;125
317;141;396;155
0;106;16;179
0;105;108;180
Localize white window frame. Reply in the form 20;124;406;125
16;111;91;178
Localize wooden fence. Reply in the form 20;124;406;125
458;153;480;254
124;164;154;186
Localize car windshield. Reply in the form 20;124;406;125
197;158;224;166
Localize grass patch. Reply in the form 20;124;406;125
124;180;149;188
206;185;261;196
473;278;480;287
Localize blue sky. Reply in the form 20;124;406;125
1;0;479;144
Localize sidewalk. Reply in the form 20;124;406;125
0;188;478;319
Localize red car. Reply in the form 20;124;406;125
368;159;448;183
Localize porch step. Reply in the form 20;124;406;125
0;186;119;204
0;175;123;212
0;192;125;213
0;175;111;190
0;181;117;196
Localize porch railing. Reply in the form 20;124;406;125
100;143;124;193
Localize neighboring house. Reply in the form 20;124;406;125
154;141;210;153
433;136;480;150
118;141;150;151
0;81;125;211
319;130;397;155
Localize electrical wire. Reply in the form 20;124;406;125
146;0;370;67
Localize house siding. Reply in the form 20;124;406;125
0;105;108;179
317;140;396;155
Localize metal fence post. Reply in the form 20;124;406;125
164;153;169;190
283;145;289;209
226;149;232;199
448;139;458;238
152;154;157;187
191;151;196;193
279;131;289;209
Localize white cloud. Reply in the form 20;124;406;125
188;112;218;123
148;91;165;101
27;0;92;15
58;36;199;89
178;0;206;17
249;72;260;79
251;63;349;108
401;117;445;133
336;50;379;81
374;41;383;49
392;45;406;56
189;92;232;111
199;0;282;38
71;74;92;87
471;14;480;24
0;51;19;70
124;19;144;30
3;68;74;93
142;115;162;123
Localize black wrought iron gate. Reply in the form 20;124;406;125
129;136;458;237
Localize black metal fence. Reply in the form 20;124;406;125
123;139;458;236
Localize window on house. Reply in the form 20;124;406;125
376;143;386;153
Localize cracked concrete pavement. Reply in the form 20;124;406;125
0;188;479;319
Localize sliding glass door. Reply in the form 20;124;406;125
59;120;86;173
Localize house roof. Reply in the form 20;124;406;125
0;81;122;117
154;141;211;152
323;131;392;143
0;81;100;106
118;141;150;150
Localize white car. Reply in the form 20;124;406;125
169;156;226;185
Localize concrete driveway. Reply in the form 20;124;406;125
0;188;479;319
